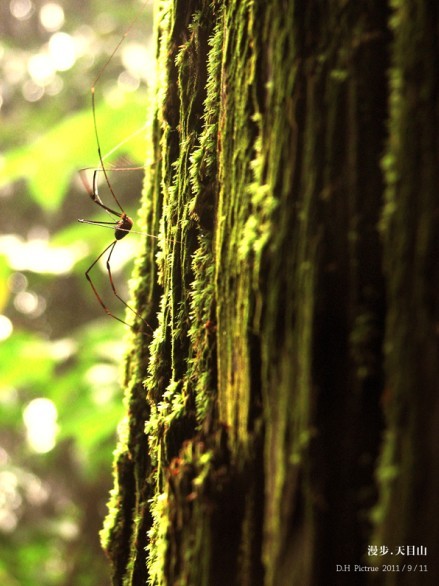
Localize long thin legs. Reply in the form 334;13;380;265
85;240;129;327
84;238;151;331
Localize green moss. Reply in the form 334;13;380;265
146;493;169;586
100;416;131;551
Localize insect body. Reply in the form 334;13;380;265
115;214;133;240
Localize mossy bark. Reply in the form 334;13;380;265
101;1;439;585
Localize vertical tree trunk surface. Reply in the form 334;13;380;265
101;1;439;585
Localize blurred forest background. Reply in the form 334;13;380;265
0;0;153;583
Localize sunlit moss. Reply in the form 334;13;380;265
146;492;169;586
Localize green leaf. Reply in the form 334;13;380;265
0;332;55;392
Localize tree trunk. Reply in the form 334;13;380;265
101;1;439;585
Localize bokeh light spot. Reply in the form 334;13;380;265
10;0;34;21
23;398;58;453
39;2;65;32
0;234;87;275
48;32;76;71
28;52;55;85
0;315;13;341
14;290;46;317
22;79;44;102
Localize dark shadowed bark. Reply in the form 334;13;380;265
101;1;439;585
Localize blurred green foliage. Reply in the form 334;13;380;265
0;0;153;583
0;95;147;211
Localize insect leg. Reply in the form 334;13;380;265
85;241;133;327
79;168;122;218
105;241;152;332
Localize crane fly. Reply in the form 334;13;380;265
77;7;152;331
